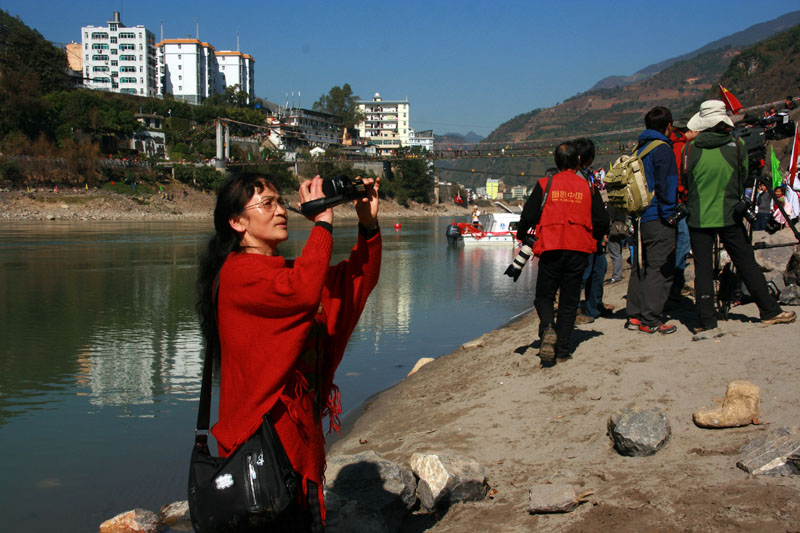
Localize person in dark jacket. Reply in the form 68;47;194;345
682;100;796;330
516;142;610;367
625;107;679;334
574;138;613;323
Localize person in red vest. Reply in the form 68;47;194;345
196;172;382;528
516;142;609;367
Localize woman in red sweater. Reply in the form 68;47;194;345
197;172;381;530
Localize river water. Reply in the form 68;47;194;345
0;217;536;532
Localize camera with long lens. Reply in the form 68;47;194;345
733;195;757;224
504;236;536;282
666;203;689;226
300;175;368;216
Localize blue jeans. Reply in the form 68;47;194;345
671;219;690;296
581;250;607;318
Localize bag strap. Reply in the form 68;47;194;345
636;139;667;159
195;275;220;447
540;173;556;209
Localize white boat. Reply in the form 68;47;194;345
446;204;521;246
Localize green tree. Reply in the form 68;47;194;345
312;84;364;128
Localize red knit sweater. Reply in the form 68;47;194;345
212;224;381;520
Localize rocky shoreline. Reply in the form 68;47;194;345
0;187;478;222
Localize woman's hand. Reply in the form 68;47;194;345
298;175;333;224
355;176;380;229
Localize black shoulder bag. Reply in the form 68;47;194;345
188;279;299;532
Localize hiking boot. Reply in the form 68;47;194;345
538;327;557;368
624;317;641;330
638;322;677;334
574;312;595;325
762;310;796;325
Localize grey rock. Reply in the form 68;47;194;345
324;490;388;533
753;232;797;272
779;283;800;305
607;407;671;457
737;426;800;476
158;500;191;531
785;246;800;286
325;451;416;533
409;453;488;511
527;484;582;514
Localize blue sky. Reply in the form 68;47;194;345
3;0;798;136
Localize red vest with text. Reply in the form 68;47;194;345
532;170;595;256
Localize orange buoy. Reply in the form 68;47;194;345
393;223;402;230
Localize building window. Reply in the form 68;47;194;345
178;64;182;70
110;37;117;43
178;75;182;80
111;60;118;66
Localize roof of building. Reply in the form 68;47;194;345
215;51;256;63
156;39;216;51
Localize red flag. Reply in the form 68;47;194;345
790;123;800;190
718;84;743;114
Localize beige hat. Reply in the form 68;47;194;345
687;100;734;131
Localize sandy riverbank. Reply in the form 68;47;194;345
329;257;800;531
0;187;482;222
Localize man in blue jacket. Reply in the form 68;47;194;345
625;106;679;334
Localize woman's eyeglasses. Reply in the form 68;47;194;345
242;196;286;212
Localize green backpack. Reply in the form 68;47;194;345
602;140;667;216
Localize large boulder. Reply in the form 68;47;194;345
753;231;798;272
325;451;416;532
409;453;488;511
607;407;671;457
323;490;388;533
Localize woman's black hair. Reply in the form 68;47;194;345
196;172;279;360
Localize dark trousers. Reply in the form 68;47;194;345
535;250;589;356
689;223;782;328
581;250;607;317
626;219;676;326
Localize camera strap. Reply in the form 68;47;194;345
540;173;556;209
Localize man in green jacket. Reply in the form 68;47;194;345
682;100;795;331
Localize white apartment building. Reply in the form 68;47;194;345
408;128;434;151
157;40;255;104
214;51;255;101
356;93;410;155
157;39;219;104
80;12;157;96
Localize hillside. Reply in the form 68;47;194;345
591;10;800;90
437;21;800;191
708;24;800;109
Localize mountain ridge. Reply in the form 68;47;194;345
591;10;800;90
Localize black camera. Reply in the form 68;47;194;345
733;195;757;224
504;236;536;282
300;175;368;216
666;203;689;227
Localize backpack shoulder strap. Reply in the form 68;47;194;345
637;139;667;159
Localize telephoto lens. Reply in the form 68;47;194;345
504;237;535;282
